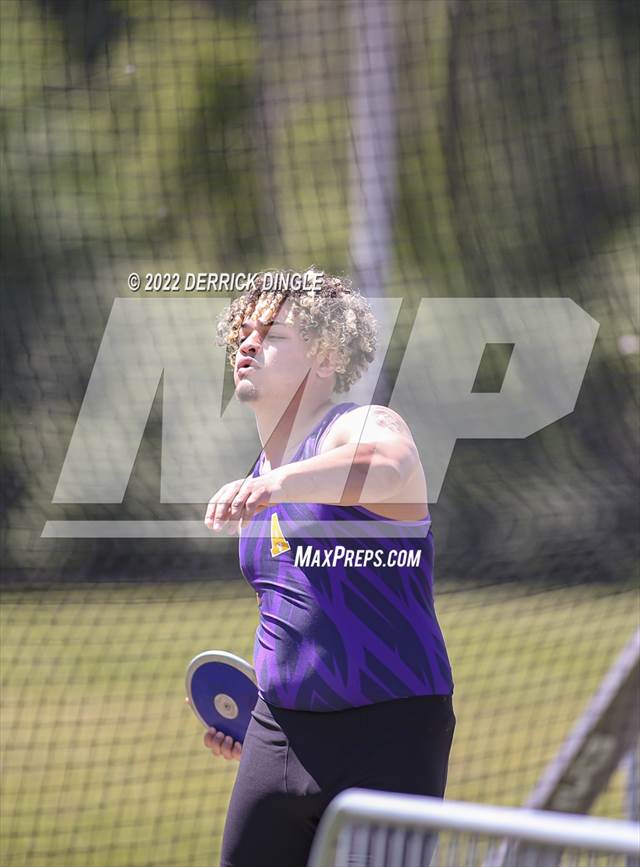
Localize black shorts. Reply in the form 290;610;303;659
220;693;456;867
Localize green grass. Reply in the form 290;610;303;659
1;581;636;866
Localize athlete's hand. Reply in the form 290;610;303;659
185;696;243;761
204;726;243;761
204;471;283;534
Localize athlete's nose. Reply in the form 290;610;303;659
237;318;271;359
236;334;263;372
239;330;260;354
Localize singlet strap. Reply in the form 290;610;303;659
253;401;360;477
313;401;360;456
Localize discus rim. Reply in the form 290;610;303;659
185;650;257;732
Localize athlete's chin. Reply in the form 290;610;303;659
235;380;259;403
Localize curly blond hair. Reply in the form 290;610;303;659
216;268;377;392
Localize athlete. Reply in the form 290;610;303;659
204;270;455;867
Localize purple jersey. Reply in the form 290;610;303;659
238;402;453;711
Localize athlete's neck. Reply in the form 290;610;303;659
253;390;335;470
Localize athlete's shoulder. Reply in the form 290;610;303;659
320;404;415;453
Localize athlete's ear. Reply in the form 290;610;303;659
314;350;337;379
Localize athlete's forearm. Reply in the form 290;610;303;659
272;441;413;505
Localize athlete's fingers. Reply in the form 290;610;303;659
210;730;225;756
205;729;224;756
227;511;244;533
230;502;250;529
242;495;260;518
204;493;219;529
204;488;226;530
229;483;252;520
243;489;270;519
204;728;241;761
227;480;262;531
217;479;250;529
204;483;233;528
210;486;235;531
204;726;218;749
206;476;269;532
228;501;268;533
206;480;244;531
220;735;234;760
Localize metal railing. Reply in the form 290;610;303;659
307;789;639;867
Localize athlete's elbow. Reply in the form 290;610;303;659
370;442;416;492
342;441;414;501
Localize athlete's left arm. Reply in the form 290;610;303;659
274;404;420;506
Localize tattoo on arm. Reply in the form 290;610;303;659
372;408;410;435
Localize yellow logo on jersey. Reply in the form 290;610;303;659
270;512;291;557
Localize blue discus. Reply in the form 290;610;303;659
185;650;258;744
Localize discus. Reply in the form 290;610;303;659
185;650;258;744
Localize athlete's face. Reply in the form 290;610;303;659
234;299;331;404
